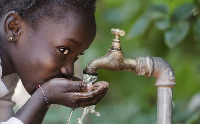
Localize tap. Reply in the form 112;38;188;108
83;29;153;77
83;29;138;75
83;29;175;84
83;28;176;124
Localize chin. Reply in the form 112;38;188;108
21;80;38;95
25;86;36;95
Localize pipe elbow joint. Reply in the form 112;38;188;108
152;57;175;87
135;56;175;87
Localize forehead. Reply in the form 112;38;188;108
32;11;96;47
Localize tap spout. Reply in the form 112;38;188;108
83;49;137;75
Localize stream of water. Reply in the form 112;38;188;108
67;73;100;124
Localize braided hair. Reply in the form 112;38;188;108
0;0;96;29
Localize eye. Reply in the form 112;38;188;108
75;52;85;62
78;52;84;58
80;52;84;55
58;47;70;55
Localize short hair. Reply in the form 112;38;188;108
0;0;96;29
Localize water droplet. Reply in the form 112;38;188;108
67;109;74;124
95;112;100;116
170;71;172;76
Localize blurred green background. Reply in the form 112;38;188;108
43;0;200;123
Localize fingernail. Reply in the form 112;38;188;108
81;83;87;90
87;84;94;91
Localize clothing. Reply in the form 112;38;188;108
0;60;9;99
1;117;23;124
0;74;19;122
0;58;24;124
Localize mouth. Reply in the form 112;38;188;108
34;79;49;91
68;76;82;81
35;76;82;89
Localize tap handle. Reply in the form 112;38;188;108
111;28;125;37
110;28;125;50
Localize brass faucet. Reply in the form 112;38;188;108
83;29;138;75
83;28;176;124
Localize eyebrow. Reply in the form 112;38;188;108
64;38;81;47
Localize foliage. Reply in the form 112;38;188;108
43;0;200;123
127;2;199;49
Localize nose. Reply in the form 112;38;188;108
60;62;74;79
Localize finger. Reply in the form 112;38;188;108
93;81;109;90
72;82;108;102
68;76;82;81
79;87;108;107
65;83;108;108
86;83;94;91
69;90;107;108
62;81;89;92
93;81;109;88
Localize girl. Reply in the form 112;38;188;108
0;0;109;123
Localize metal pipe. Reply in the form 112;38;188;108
157;87;173;124
152;57;175;124
83;29;176;124
135;57;175;124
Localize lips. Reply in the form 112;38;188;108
33;74;82;94
35;75;81;88
68;76;82;81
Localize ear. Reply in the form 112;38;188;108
4;11;23;42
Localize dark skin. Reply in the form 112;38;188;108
0;10;108;124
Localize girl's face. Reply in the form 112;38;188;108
11;12;96;94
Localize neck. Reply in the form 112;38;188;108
0;46;15;76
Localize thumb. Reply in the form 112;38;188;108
63;81;91;92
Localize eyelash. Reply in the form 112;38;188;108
75;52;84;61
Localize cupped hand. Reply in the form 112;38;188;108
40;78;109;108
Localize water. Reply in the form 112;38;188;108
67;73;99;124
67;109;74;124
77;105;100;124
82;73;98;83
77;73;99;124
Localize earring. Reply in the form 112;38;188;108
9;36;15;42
9;37;13;41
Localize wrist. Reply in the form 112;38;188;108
36;84;51;108
28;89;47;108
15;87;49;123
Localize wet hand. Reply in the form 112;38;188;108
40;78;109;108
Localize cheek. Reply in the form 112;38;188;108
19;52;59;90
24;58;59;94
31;54;60;78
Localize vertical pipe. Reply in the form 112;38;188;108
136;57;175;124
157;87;173;124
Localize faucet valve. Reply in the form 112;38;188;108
111;28;125;38
110;28;125;51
